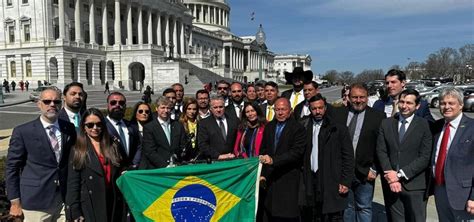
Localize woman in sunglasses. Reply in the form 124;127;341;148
178;98;199;161
66;108;124;222
233;102;266;158
130;101;153;138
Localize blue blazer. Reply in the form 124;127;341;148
373;97;434;122
6;118;76;210
431;115;474;210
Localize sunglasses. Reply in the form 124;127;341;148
85;122;102;129
109;100;126;106
218;87;228;90
41;100;62;105
138;109;150;114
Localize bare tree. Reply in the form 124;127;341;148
354;69;385;83
322;70;339;84
338;71;354;84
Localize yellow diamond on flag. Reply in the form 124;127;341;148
143;176;241;221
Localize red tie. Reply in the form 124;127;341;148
435;122;451;185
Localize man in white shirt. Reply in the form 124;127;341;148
225;82;245;119
58;82;85;129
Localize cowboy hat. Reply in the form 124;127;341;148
284;67;313;84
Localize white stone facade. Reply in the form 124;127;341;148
274;54;312;75
0;0;306;91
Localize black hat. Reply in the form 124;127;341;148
284;67;313;84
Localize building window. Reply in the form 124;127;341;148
96;7;101;15
53;0;58;4
7;0;13;6
25;60;32;77
9;27;15;43
84;4;89;12
24;24;31;42
22;0;28;4
69;0;74;8
10;61;16;77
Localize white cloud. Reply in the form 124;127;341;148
300;0;473;18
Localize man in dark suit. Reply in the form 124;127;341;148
6;87;76;221
259;98;306;221
225;82;245;120
299;94;354;221
293;81;320;121
197;95;238;160
332;83;385;222
58;82;85;129
261;81;279;122
373;69;434;122
140;96;186;169
196;89;211;120
163;88;179;120
216;80;230;106
430;87;474;221
172;83;185;113
281;67;313;110
105;92;140;168
377;89;432;221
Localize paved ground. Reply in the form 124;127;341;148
1;85;472;221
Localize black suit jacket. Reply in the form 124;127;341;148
58;108;83;126
105;118;140;168
197;114;238;160
260;118;306;218
377;115;432;191
65;139;125;222
224;100;243;120
139;119;186;169
6;118;76;210
301;116;354;213
281;89;294;100
332;106;385;180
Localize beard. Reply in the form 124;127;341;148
109;108;125;120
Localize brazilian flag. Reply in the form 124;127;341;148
117;158;262;222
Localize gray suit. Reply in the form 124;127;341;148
376;114;432;222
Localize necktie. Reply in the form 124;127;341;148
47;125;60;163
391;100;399;117
267;106;273;121
435;122;451;185
117;121;129;155
348;112;358;141
162;122;171;145
274;123;284;151
292;92;300;109
218;118;226;141
73;113;79;127
311;121;320;172
399;119;407;143
236;104;243;118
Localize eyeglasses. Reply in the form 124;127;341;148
85;122;102;129
217;87;228;90
138;109;150;114
41;100;62;105
109;100;126;106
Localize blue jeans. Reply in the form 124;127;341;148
344;178;375;222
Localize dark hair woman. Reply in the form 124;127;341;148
130;101;153;138
233;102;266;158
178;98;199;161
66;108;124;222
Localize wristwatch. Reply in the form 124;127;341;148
397;172;402;179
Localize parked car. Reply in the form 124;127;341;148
29;85;59;101
421;86;452;108
463;87;474;112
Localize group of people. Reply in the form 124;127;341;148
4;67;473;222
2;79;29;92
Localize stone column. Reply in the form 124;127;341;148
193;4;197;22
147;9;153;44
213;6;216;24
156;12;162;46
221;47;226;66
180;21;185;55
137;5;143;44
164;14;169;50
102;2;108;46
58;0;65;40
229;47;233;70
126;1;133;45
220;9;223;26
200;5;204;22
89;0;96;44
74;0;82;43
188;25;192;51
206;5;210;23
114;0;121;45
173;18;178;55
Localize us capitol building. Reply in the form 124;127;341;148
0;0;311;90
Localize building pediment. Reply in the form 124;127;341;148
4;17;15;28
19;16;31;22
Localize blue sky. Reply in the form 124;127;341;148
228;0;474;76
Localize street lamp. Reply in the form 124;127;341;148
256;24;266;81
168;40;174;61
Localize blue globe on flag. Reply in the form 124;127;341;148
171;184;217;222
